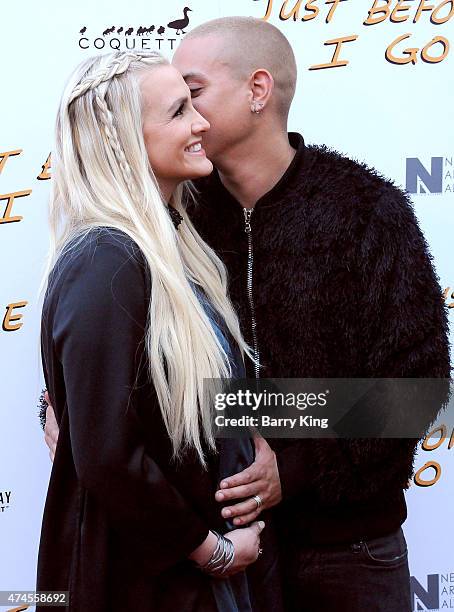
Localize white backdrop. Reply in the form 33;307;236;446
1;1;453;610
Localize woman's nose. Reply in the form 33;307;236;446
192;111;210;133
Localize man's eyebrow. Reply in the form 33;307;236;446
168;96;188;113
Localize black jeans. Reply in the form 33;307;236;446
283;528;411;612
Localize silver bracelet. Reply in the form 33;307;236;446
199;531;235;577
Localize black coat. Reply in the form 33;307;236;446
188;133;451;545
37;228;233;611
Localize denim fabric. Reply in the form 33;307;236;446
284;527;411;612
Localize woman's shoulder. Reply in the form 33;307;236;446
48;226;148;296
64;226;141;259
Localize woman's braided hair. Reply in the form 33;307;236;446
67;52;160;204
68;52;146;103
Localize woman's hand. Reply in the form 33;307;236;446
190;521;265;577
222;520;265;576
43;391;60;461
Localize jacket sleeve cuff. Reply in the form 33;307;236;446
177;525;211;562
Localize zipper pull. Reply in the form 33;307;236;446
243;207;253;233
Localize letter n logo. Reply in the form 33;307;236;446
406;157;443;194
410;574;439;610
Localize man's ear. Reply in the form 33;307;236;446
248;69;274;110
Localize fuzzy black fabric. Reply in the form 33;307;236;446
188;132;451;545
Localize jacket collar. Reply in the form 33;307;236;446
201;132;307;211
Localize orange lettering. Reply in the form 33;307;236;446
309;34;359;69
260;0;274;20
386;33;418;64
303;0;320;20
325;0;347;22
414;0;435;22
421;36;450;62
431;0;454;23
422;424;447;450
37;152;52;180
414;461;441;487
0;149;22;175
0;190;32;224
3;301;28;332
364;0;392;25
390;0;413;22
279;0;303;20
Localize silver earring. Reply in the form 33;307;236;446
251;101;263;114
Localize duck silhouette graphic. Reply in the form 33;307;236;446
157;25;165;36
102;26;116;36
167;7;192;35
79;26;87;35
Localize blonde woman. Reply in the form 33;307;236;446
36;51;274;612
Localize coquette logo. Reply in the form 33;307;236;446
78;7;193;52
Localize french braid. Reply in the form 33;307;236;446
68;52;147;103
94;93;139;202
68;52;158;201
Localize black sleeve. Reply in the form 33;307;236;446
276;186;451;506
52;231;209;561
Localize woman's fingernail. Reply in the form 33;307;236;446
223;509;231;518
216;492;224;501
221;481;228;489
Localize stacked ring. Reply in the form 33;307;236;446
252;495;263;510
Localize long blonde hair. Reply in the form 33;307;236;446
41;51;252;465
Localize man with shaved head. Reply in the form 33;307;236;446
173;17;297;210
42;15;450;612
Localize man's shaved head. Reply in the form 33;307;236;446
183;16;297;123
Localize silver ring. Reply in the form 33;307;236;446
252;495;263;510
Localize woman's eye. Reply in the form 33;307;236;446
173;103;185;118
190;88;202;98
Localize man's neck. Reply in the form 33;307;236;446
215;129;296;210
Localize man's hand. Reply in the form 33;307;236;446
43;391;60;462
215;435;282;525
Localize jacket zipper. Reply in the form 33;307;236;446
243;207;260;379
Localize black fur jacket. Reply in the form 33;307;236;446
188;132;451;544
